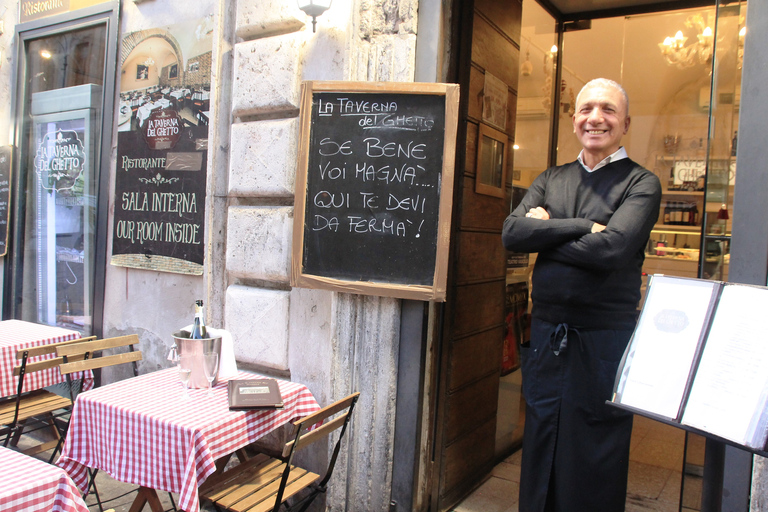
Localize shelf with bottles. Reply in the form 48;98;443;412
659;198;702;228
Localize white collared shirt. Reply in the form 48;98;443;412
577;147;628;172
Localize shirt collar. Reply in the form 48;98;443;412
577;146;628;172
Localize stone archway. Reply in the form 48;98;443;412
120;28;184;82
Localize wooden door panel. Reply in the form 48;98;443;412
461;177;510;231
475;0;522;43
432;0;522;509
467;66;486;123
471;16;519;90
444;372;500;445
466;121;478;172
449;326;505;392
440;417;496;498
456;231;506;283
454;281;505;337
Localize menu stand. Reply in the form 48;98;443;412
610;274;768;511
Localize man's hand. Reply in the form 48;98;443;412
591;222;606;233
525;207;550;220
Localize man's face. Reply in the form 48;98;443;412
572;84;630;158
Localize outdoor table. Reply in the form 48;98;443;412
0;319;84;398
0;445;88;512
57;368;321;512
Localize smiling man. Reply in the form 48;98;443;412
502;78;661;512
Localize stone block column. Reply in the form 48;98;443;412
217;1;419;510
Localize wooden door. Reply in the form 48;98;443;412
431;0;522;509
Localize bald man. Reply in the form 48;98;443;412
502;78;661;511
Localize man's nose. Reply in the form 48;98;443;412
587;107;604;123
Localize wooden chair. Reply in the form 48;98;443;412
57;334;142;385
56;334;143;512
0;335;95;459
200;392;360;512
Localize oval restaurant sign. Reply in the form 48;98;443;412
142;108;183;150
33;129;86;192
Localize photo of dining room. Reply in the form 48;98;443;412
117;17;213;134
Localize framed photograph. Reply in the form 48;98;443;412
136;64;149;81
169;63;178;79
188;61;199;72
475;123;508;198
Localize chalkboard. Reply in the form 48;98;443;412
0;146;11;257
110;123;208;275
292;81;459;301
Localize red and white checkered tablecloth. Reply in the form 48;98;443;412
57;368;320;512
0;320;85;398
0;445;88;512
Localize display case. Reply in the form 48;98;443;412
645;152;734;283
28;84;101;331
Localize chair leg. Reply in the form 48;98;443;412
88;468;105;512
9;419;27;447
2;427;14;447
168;491;177;510
48;437;64;464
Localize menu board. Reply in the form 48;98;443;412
612;275;768;453
0;146;10;257
110;126;207;275
291;81;459;301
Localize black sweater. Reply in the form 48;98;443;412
502;158;662;330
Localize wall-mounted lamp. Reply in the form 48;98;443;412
298;0;332;33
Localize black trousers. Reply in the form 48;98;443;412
518;318;634;512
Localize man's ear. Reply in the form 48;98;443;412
623;115;631;134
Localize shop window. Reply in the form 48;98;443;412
5;6;119;335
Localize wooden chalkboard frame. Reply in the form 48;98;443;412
291;81;460;301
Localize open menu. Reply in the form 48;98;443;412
613;274;768;451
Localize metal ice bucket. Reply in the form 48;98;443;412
171;330;222;389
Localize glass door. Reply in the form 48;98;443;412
681;2;746;511
503;0;559;457
6;5;119;335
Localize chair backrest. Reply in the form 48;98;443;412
277;391;360;505
56;334;142;376
7;335;97;431
12;336;97;384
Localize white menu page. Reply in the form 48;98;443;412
615;275;717;419
681;284;768;449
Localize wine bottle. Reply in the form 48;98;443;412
663;202;671;224
674;202;683;225
681;203;690;225
191;300;207;339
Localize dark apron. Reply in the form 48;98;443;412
518;318;634;512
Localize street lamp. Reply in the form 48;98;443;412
297;0;332;33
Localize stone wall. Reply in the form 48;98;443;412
216;0;418;509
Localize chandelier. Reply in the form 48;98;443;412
658;14;713;69
737;25;746;69
144;56;155;67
